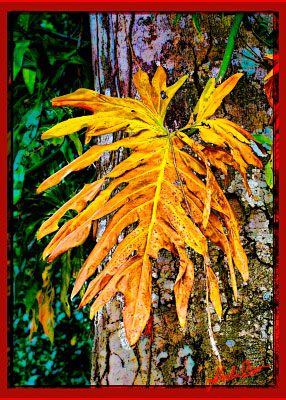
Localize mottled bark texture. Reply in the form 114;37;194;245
88;12;275;386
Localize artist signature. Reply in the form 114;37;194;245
207;360;270;391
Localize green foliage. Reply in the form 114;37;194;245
22;68;36;94
216;14;244;83
244;13;278;50
11;12;94;386
251;133;273;189
13;296;93;386
13;40;30;80
192;13;201;36
172;13;182;25
265;158;273;189
12;12;92;204
252;133;273;148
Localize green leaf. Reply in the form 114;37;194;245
172;13;182;25
192;13;201;36
52;43;89;62
265;159;273;189
257;18;269;36
14;149;26;171
25;280;41;312
13;165;25;204
251;134;273;147
22;103;42;129
50;136;65;147
22;68;36;95
216;14;244;83
18;219;42;267
60;251;72;317
69;132;83;156
25;375;39;385
17;13;30;31
21;103;43;147
40;18;54;30
22;47;38;69
50;66;66;87
66;56;89;65
60;138;74;163
13;40;30;80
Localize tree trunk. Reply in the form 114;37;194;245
88;12;275;386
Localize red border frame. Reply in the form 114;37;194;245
2;1;285;399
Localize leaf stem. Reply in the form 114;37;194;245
176;127;199;136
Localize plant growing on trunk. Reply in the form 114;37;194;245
36;64;264;353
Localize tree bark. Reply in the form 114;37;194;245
88;12;275;386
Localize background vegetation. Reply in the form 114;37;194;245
10;12;95;386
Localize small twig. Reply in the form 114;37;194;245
237;33;270;69
240;53;261;65
237;33;261;60
177;126;201;137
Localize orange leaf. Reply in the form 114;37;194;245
36;287;55;343
207;266;222;319
37;67;260;346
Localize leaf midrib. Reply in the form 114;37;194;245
129;141;170;336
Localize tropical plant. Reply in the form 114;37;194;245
36;64;265;348
11;12;94;385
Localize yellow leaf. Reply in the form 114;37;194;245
41;116;95;140
264;69;274;82
160;74;188;120
194;77;215;117
37;66;259;346
196;73;243;121
207;266;222;319
70;335;77;346
174;241;194;328
208;119;263;169
133;68;157;113
36;136;151;194
199;125;227;147
133;65;188;122
202;164;212;230
151;65;167;112
37;179;104;240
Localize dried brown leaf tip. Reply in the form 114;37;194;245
37;66;262;346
